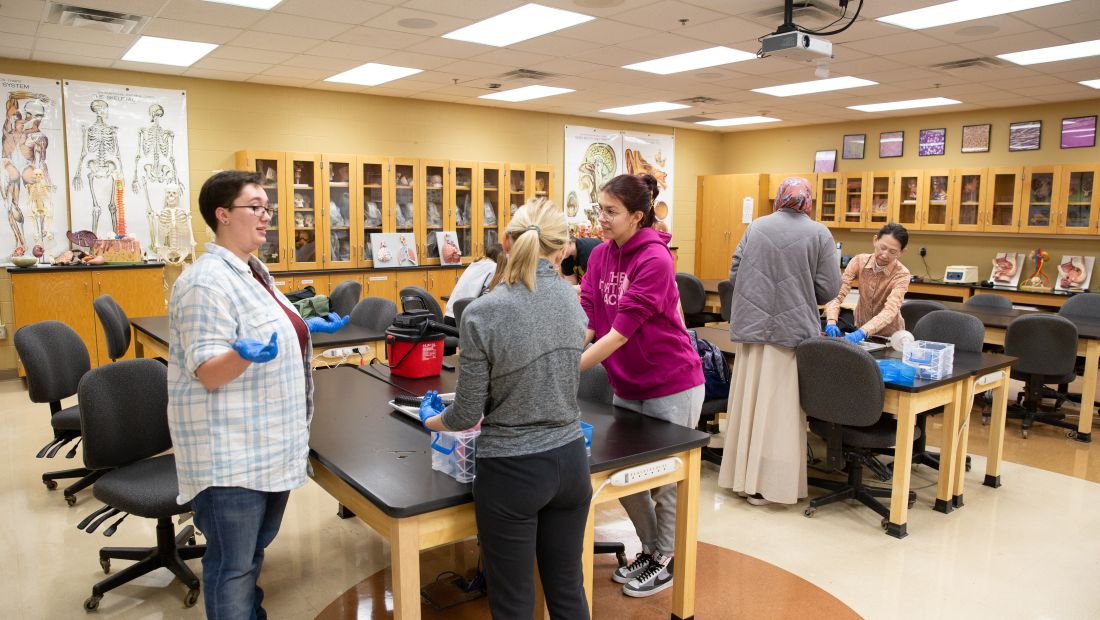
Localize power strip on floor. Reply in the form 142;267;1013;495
609;458;681;486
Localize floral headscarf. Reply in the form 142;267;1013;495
773;176;814;215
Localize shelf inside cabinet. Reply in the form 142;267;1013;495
330;182;349;187
293;184;313;189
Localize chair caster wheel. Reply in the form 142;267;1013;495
44;479;57;490
980;416;989;426
615;552;627;568
187;535;197;546
881;518;889;531
1022;429;1029;439
84;595;101;611
184;588;200;608
804;508;816;518
908;499;916;509
65;494;77;507
100;558;110;574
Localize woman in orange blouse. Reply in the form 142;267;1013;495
824;223;911;342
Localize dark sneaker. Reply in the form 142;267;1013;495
611;552;653;584
623;553;673;598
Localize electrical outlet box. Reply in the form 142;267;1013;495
609;458;681;486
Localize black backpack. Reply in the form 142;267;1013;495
688;330;731;401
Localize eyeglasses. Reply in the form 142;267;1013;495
593;204;621;221
873;243;900;257
228;204;276;217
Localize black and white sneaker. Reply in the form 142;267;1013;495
611;552;653;584
623;553;673;598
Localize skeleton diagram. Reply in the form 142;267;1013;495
3;93;50;254
26;168;54;262
133;104;182;254
72;99;123;237
155;184;194;265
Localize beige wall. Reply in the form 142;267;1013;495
719;99;1100;291
0;59;725;372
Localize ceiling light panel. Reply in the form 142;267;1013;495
623;46;756;74
479;85;574;101
848;97;961;112
203;0;284;9
1080;79;1100;89
998;39;1100;65
442;3;594;47
600;101;689;115
877;0;1069;30
122;36;218;67
697;116;782;127
325;62;423;86
753;76;877;97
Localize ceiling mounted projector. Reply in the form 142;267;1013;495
760;31;833;61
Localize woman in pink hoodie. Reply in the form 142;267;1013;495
579;173;704;599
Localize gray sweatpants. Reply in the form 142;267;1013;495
612;383;704;557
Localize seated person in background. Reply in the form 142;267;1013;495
824;223;911;342
560;234;602;290
443;243;504;326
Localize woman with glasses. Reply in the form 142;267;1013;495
578;173;704;599
166;170;346;618
824;222;911;343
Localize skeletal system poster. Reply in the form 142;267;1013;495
64;80;189;258
563;126;674;239
1;74;66;263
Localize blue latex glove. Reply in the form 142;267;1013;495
824;324;842;338
306;312;349;334
233;332;278;363
419;390;445;426
844;328;867;344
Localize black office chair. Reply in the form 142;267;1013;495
77;358;205;611
796;338;917;526
910;310;983;473
452;297;475;329
349;296;398;332
717;280;733;322
900;299;946;331
577;364;628;568
14;320;104;506
1052;293;1100;413
328;279;362;317
675;273;722;328
1003;314;1079;438
399;286;458;355
965;293;1013;311
93;294;131;362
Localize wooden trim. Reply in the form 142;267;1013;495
671;447;701;620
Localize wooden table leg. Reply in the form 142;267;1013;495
671;448;700;619
582;503;595;618
390;518;421;620
983;377;1010;488
933;382;964;514
951;381;975;508
1074;339;1098;444
887;395;916;538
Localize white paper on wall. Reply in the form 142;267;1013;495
64;80;189;258
1;74;66;263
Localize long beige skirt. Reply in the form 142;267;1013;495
717;343;808;504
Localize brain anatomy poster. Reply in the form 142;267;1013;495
64;80;189;258
563;125;674;239
1;74;66;263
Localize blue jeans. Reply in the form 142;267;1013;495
192;487;290;620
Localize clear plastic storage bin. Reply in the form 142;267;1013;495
902;340;955;380
431;428;479;483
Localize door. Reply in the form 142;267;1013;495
815;173;841;227
286;152;323;271
985;167;1022;233
364;271;397;306
395;270;428;311
451;161;476;262
505;164;528;229
13;272;97;369
93;268;168;365
478;163;504;257
235;151;289;271
839;173;867;228
695;175;731;280
865;172;893;228
1020;166;1060;234
920;169;952;231
293;275;330;297
1056;165;1099;235
530;165;554;204
951;168;985;232
892;170;923;229
357;156;390;267
421;159;448;266
320;154;357;270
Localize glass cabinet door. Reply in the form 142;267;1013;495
235;151;288;271
840;173;865;228
921;170;951;231
892;171;922;228
359;157;387;266
1057;166;1098;234
1020;166;1059;234
951;169;984;232
323;155;356;269
865;173;892;227
815;173;840;226
985;167;1021;233
480;163;503;256
392;158;419;264
451;162;475;261
288;154;322;271
422;160;447;265
531;165;552;202
506;165;527;228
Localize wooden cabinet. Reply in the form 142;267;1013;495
504;164;528;229
950;168;985;232
236;151;291;271
766;173;816;217
292;274;330;296
814;173;841;227
357;156;390;268
892;170;923;229
285;153;324;271
1020;166;1060;234
451;161;476;262
479;163;505;257
421;159;448;266
531;165;555;205
920;169;952;231
838;173;866;228
426;269;461;306
865;172;892;228
391;157;420;262
1056;164;1099;234
320;154;358;270
695;173;767;279
985;167;1022;233
12;266;166;370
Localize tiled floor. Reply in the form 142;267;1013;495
2;375;1099;619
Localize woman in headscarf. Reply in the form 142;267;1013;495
718;177;842;505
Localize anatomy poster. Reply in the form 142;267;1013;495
564;125;621;239
64;80;189;258
624;131;675;233
1;74;66;264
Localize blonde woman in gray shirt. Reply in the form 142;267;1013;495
422;197;591;619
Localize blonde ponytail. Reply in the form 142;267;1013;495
500;197;568;290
